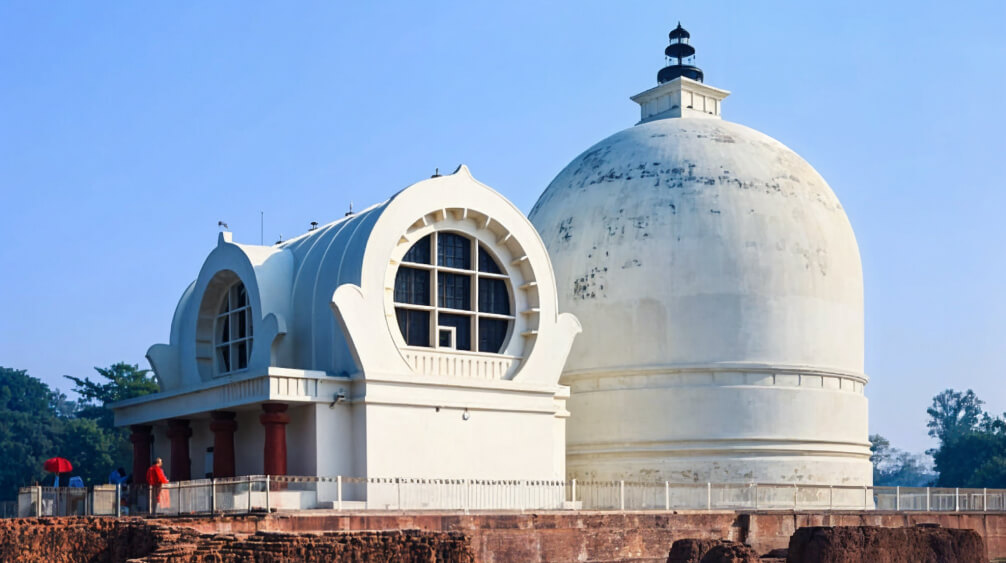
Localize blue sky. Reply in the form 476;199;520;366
1;1;1003;454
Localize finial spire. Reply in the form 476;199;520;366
630;23;729;123
658;22;704;84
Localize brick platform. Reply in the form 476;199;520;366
171;510;1006;561
3;510;1006;562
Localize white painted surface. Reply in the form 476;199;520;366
114;166;580;490
530;102;870;486
631;77;730;122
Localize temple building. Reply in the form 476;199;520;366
113;23;871;495
529;23;871;487
111;166;581;492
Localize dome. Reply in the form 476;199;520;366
530;115;871;487
531;118;863;374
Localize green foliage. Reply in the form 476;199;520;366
0;367;62;500
926;389;984;443
55;417;118;486
0;363;158;500
65;362;158;428
869;433;935;486
63;363;158;484
927;388;1006;487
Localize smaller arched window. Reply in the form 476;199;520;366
216;282;253;374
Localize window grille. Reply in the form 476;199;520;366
215;282;253;375
393;232;513;353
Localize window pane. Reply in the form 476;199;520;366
394;267;430;305
438;273;471;310
246;308;254;337
478;278;510;315
479;318;509;353
438;313;471;351
439;329;454;348
437;233;471;269
396;308;430;347
237;284;247;308
218;316;230;345
478;246;504;274
234;311;246;340
236;341;248;370
217;346;231;373
402;235;431;264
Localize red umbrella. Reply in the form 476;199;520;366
43;457;73;473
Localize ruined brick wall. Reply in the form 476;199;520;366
0;518;157;562
786;526;987;563
0;518;474;563
2;510;1006;563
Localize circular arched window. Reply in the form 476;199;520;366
216;281;253;374
393;232;513;353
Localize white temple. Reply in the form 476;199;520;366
113;23;871;496
529;23;871;486
112;167;581;493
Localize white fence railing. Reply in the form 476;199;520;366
8;478;1006;518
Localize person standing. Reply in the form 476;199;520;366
145;458;169;514
108;467;127;485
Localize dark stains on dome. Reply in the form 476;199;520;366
572;264;608;300
557;217;574;244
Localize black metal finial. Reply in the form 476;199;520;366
657;22;704;84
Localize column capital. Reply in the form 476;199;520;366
166;419;193;440
260;403;290;426
129;424;153;444
210;411;238;433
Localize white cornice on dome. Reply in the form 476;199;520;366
630;76;730;123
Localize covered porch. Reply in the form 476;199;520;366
112;367;354;486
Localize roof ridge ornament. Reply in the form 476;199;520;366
658;22;704;84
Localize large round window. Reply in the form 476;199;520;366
393;232;513;353
216;281;253;374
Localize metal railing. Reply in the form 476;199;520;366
8;478;1006;518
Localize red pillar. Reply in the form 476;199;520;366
166;419;192;482
210;411;237;478
129;425;153;483
260;403;290;476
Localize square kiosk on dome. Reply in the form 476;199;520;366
111;165;581;507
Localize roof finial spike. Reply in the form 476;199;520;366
659;22;703;84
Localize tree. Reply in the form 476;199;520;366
55;417;118;487
924;388;1006;487
869;433;935;487
969;456;1006;488
0;367;62;500
65;362;158;428
926;389;984;443
63;362;158;484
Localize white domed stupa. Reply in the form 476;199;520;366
530;23;871;487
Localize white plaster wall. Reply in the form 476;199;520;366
531;117;870;486
363;403;563;479
286;405;316;476
234;410;265;476
565;380;869;484
313;403;357;477
190;421;214;479
150;425;169;477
